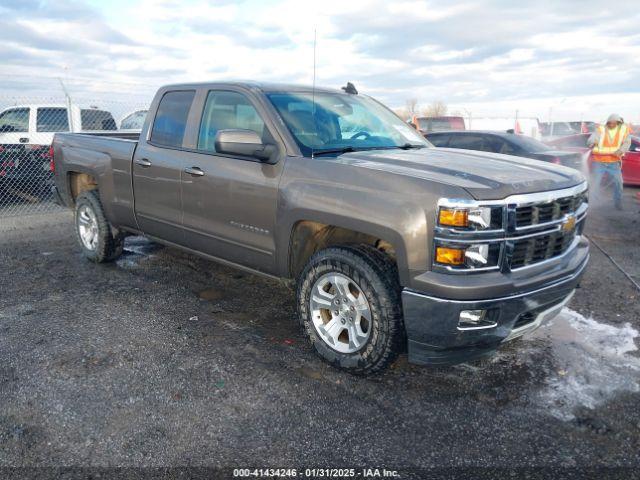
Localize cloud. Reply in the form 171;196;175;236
0;0;639;121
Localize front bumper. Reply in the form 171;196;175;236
402;254;588;365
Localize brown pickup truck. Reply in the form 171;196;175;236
52;81;589;374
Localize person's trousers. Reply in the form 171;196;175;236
591;161;623;206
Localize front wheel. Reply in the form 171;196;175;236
74;190;123;262
297;245;404;375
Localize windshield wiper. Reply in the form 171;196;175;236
396;143;426;150
312;146;356;156
312;143;426;157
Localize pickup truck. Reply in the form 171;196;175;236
52;81;589;374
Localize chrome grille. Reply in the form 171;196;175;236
515;193;586;229
510;230;576;269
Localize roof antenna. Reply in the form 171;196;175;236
311;27;317;159
341;82;358;95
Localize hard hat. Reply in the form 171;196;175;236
606;113;623;124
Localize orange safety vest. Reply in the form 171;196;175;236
592;123;629;163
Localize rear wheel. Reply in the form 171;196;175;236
297;245;404;375
74;190;123;262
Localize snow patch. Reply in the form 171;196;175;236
529;307;640;420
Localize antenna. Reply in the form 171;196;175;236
311;27;317;159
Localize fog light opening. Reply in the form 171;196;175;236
457;309;497;331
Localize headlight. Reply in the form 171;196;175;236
438;206;501;230
435;242;501;270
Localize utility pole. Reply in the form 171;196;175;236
58;78;73;131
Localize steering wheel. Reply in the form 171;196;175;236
351;131;371;140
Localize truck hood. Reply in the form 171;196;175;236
334;147;585;200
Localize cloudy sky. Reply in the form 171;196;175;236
1;0;640;121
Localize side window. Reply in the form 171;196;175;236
150;90;196;148
198;91;265;153
448;134;483;150
496;139;518;155
483;136;515;154
37;108;69;132
0;108;29;133
427;134;450;147
81;109;117;131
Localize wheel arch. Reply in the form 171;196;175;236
280;212;410;286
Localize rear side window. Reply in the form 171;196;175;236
150;91;195;148
427;134;450;147
37;107;69;132
198;91;265;152
0;108;29;133
448;134;484;150
81;109;117;131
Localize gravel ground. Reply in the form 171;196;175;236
0;188;639;479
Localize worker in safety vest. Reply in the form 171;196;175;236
587;113;631;210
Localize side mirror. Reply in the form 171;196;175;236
214;129;277;163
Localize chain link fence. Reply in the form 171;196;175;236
0;78;152;217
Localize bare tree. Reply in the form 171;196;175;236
405;98;419;115
422;101;447;117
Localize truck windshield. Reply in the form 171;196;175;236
267;92;429;156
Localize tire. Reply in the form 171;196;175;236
297;244;404;375
74;190;123;263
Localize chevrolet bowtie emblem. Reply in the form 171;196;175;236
561;214;576;233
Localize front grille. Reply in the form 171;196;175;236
515;193;586;229
510;230;575;269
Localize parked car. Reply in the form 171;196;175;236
426;130;585;170
52;81;588;374
546;133;640;185
409;115;465;133
120;110;148;131
469;117;542;140
0;104;116;195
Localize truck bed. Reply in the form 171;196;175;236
53;132;140;227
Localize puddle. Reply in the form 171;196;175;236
116;237;163;269
526;307;640;420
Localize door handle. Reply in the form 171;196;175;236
135;158;152;167
184;166;204;177
19;138;29;143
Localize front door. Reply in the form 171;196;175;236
0;107;31;178
132;90;195;244
180;89;283;274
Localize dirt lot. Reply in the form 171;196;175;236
1;188;639;478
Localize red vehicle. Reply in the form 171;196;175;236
546;133;640;185
410;116;465;133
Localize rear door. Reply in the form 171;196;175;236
132;89;196;244
179;88;283;274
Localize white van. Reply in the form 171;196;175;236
0;104;117;148
0;104;116;194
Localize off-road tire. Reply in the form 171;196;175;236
74;190;123;263
297;244;404;375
